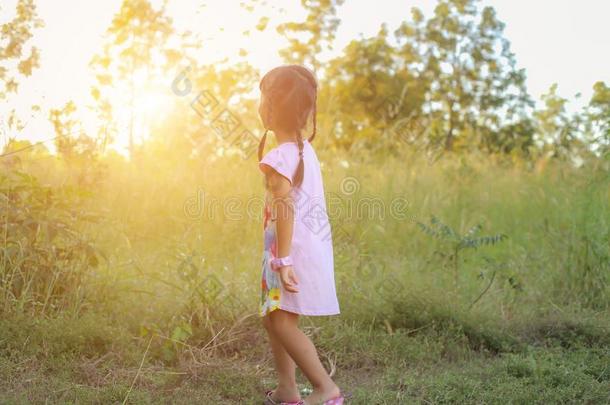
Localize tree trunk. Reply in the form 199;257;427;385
445;112;455;151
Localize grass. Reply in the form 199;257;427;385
1;144;609;403
0;307;608;404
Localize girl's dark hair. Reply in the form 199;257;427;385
258;64;318;188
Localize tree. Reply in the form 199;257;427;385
49;101;103;187
586;81;610;154
395;0;532;151
276;0;345;73
0;0;43;150
533;84;586;161
325;26;399;146
0;0;43;99
89;0;178;159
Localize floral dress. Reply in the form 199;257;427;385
260;199;282;317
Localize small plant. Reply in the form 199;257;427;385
139;319;194;364
0;170;102;316
416;215;508;300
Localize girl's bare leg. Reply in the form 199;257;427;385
262;314;301;402
268;309;340;405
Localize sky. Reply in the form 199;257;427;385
1;0;609;151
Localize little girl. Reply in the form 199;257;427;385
257;65;346;405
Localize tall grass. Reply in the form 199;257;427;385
96;144;609;322
2;142;608;365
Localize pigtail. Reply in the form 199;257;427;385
292;128;305;188
309;92;317;143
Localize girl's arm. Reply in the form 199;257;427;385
264;168;299;293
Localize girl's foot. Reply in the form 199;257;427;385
302;383;341;404
269;384;301;403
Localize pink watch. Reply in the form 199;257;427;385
270;255;293;272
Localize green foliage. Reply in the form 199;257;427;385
88;0;182;158
276;0;345;71
323;0;536;154
0;145;608;402
587;81;610;153
48;101;106;188
0;0;43;99
0;170;102;316
416;215;507;303
139;319;194;364
270;0;604;159
417;215;507;249
0;1;609;402
402;0;532;151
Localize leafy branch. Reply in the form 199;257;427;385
416;215;508;300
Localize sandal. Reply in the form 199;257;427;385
264;389;304;405
320;391;353;405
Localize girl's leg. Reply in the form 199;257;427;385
262;314;301;401
268;309;340;404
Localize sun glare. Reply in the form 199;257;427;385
105;70;174;156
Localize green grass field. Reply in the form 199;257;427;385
1;147;608;404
